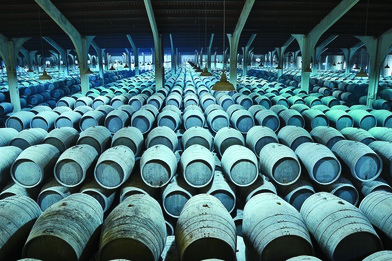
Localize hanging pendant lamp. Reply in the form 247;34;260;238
109;64;116;71
355;68;368;78
200;66;212;77
195;66;203;73
212;70;235;91
124;63;129;68
353;63;360;70
385;64;390;69
39;69;52;80
85;67;94;74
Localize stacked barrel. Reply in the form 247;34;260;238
0;66;392;260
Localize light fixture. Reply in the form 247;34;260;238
356;0;369;78
27;68;34;73
212;71;235;91
37;6;52;81
109;64;116;71
212;0;235;92
304;67;312;73
39;69;52;80
353;63;360;70
276;65;283;70
195;66;203;73
385;64;390;69
200;66;213;76
124;63;129;68
85;67;94;74
356;67;368;78
332;62;336;66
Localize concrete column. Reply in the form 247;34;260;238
0;35;30;112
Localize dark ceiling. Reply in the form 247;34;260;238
1;0;391;57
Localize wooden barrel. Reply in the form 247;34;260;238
77;126;112;154
287;96;305;106
368;141;392;177
372;99;391;110
94;145;135;189
11;144;60;188
111;127;144;157
246;125;278;157
370;109;392;127
55;111;81;129
73;105;93;116
301;109;328;130
290;104;310;113
348;110;376;130
176;194;236;261
119;171;159;202
0;102;14;115
129;94;147;110
79;110;105;131
354;177;392;197
140;145;177;188
131;109;155;134
145;126;178;151
118;104;136;118
80;179;116;213
243;193;313;261
93;95;111;109
0;128;19;147
98;194;166;261
363;251;392;261
221;145;258;187
340;127;376;145
321;96;340;107
0;146;22;186
325;110;353;130
217;94;234;111
37;178;76;211
181;126;213;151
301;192;382;261
75;96;93;107
332;140;382;182
368;127;392;141
54;144;98;187
295;142;341;185
0;195;42;261
254;109;280;131
0;181;41;200
237;174;277;206
230;109;254;134
259;143;301;186
9;128;48;150
316;176;359;206
214;127;245;156
310;126;346;149
30;105;52;115
165;93;182;108
104;109;130;133
199;171;236;213
359;191;392;241
56;97;76;109
278;109;305;127
147;93;164;110
43;127;79;153
157;109;182;131
110;94;130;109
277;177;315;211
206;109;230;134
254;95;271;109
6;111;35;131
180;145;215;188
200;93;216;110
182;109;205;130
236;94;253;109
278;126;313;151
286;256;322;261
161;175;196;218
23;193;103;261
